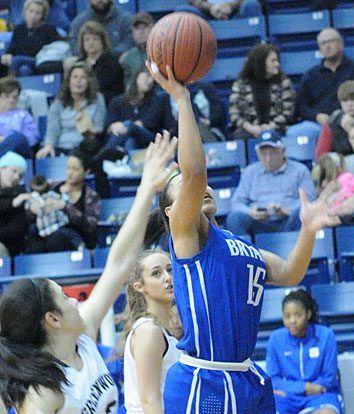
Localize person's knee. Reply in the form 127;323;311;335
0;242;10;257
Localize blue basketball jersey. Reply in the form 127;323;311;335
169;222;267;362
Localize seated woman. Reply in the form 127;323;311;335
105;65;173;151
316;80;354;162
0;0;61;77
266;289;343;414
229;43;296;139
1;0;71;30
74;21;124;105
0;76;39;158
36;61;106;159
26;149;101;253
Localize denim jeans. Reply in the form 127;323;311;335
226;208;301;237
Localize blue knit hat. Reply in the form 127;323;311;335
0;151;27;173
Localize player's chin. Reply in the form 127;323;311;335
202;200;217;215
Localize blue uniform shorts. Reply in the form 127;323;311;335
164;361;276;414
275;392;343;414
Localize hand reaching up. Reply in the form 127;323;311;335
140;130;178;193
299;182;341;233
146;61;189;102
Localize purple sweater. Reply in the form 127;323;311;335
0;109;39;147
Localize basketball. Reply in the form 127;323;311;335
147;12;218;84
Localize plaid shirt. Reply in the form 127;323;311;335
25;190;70;237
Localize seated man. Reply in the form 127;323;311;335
286;28;354;141
120;11;154;88
226;130;316;237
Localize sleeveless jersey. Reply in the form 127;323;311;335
169;222;267;362
124;317;180;413
57;334;118;414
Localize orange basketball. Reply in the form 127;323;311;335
147;12;217;84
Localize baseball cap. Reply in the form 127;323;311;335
132;12;153;28
255;130;283;148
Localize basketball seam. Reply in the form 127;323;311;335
184;19;204;83
172;15;184;80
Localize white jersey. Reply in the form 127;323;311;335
124;317;180;414
57;334;118;414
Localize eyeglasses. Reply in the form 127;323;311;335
318;38;341;46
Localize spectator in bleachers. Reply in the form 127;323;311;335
105;65;172;151
287;28;354;141
229;43;296;140
69;0;134;56
119;11;154;89
36;61;106;159
226;130;316;237
0;76;39;158
74;20;124;105
0;151;29;257
316;80;354;162
0;0;61;77
0;0;71;30
266;289;343;414
178;0;261;19
26;149;101;253
314;153;354;206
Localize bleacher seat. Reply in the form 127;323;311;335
311;282;354;352
214;187;236;226
344;45;354;60
333;7;354;46
0;32;12;56
14;249;92;276
0;257;11;278
138;0;183;18
202;56;243;99
255;228;336;286
281;49;323;88
18;73;61;97
265;0;313;15
268;10;330;51
282;135;317;170
209;16;266;58
335;226;354;282
115;0;137;13
94;247;109;268
204;140;246;189
77;0;136;14
98;197;136;246
35;156;69;183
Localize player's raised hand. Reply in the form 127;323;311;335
140;130;178;193
146;61;189;102
299;181;341;233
